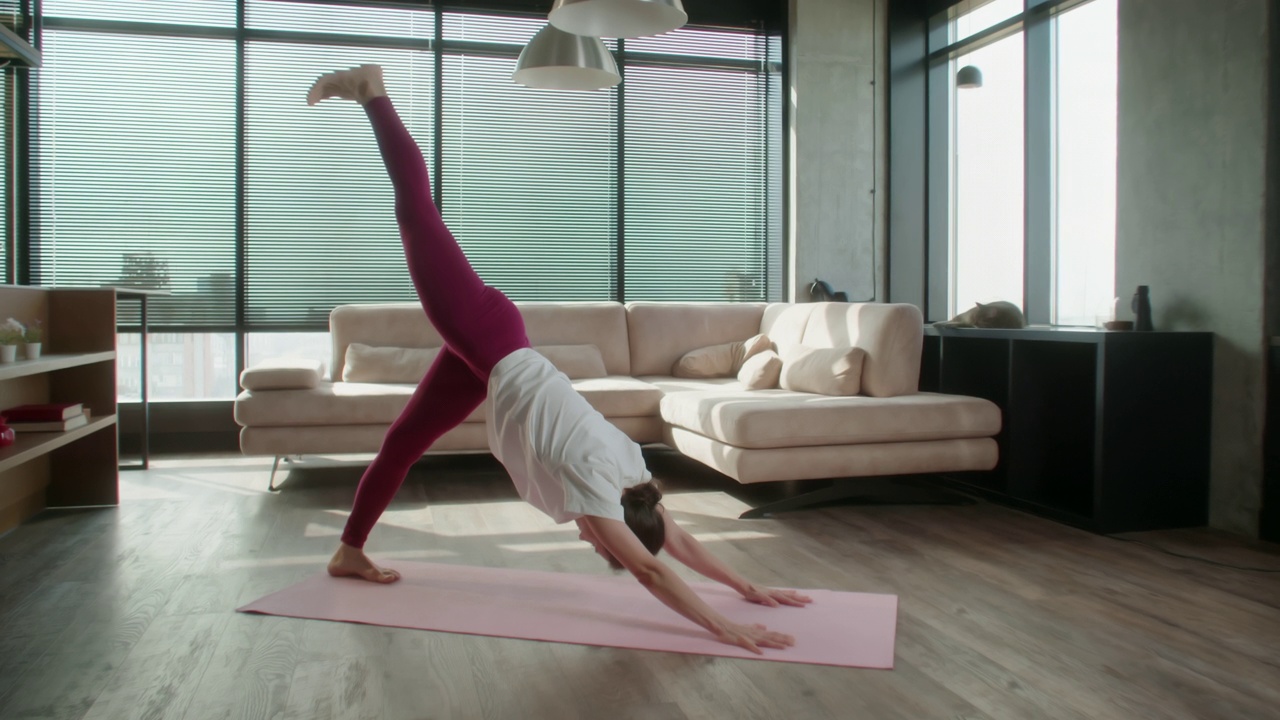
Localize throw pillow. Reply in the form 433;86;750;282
343;344;439;383
737;349;782;390
673;334;772;378
534;344;608;379
779;345;866;396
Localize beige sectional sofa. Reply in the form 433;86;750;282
234;301;1002;510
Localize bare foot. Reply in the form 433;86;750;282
327;542;401;583
306;64;387;106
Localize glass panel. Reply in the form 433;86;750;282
44;0;236;27
442;12;543;45
1054;0;1117;326
118;332;237;401
953;0;1024;44
243;42;434;327
626;26;766;61
952;31;1024;315
246;332;333;379
246;0;434;39
34;31;237;327
624;63;770;301
441;53;617;301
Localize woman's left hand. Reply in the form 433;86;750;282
741;586;813;608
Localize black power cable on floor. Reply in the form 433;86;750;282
1104;533;1280;573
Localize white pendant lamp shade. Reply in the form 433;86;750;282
513;24;621;91
549;0;688;39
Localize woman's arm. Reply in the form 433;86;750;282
579;515;795;654
659;507;812;608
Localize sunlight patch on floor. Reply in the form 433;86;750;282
304;522;344;538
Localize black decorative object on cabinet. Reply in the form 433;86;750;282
922;326;1213;533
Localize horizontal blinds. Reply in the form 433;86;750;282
441;52;617;301
33;30;238;327
244;43;435;327
30;3;779;329
623;36;771;301
43;0;236;27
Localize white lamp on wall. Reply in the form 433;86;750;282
512;23;621;90
548;0;688;39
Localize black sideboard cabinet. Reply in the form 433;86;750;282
921;327;1213;533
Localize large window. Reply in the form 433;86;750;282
929;0;1117;325
29;0;783;399
951;31;1024;315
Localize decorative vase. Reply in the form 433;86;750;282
1131;285;1153;332
0;345;16;363
23;342;41;360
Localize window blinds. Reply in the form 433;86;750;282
31;1;781;329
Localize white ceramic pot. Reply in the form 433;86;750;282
23;342;41;360
0;345;16;363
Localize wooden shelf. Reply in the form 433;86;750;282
0;352;115;381
0;414;117;474
0;285;120;532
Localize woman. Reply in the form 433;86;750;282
310;65;810;655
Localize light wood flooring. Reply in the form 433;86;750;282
1;450;1278;720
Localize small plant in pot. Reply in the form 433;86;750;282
22;319;42;360
0;319;23;363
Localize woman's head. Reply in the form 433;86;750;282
579;481;667;571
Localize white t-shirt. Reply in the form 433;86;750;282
486;347;651;523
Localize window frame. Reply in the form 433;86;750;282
919;0;1108;324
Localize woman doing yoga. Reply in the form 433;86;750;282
309;65;810;654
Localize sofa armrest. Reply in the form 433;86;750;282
240;357;326;391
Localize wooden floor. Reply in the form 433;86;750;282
1;450;1278;720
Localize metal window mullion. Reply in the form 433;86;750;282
926;57;950;322
1024;9;1053;325
615;39;626;303
234;0;247;378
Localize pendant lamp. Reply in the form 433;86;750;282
956;65;983;89
548;0;688;39
513;23;621;91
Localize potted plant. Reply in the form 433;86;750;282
23;319;42;360
0;319;23;363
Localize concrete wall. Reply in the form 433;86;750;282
789;0;885;302
1117;0;1272;534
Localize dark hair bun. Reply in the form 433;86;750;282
622;481;662;510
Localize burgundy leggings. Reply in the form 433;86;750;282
341;96;530;549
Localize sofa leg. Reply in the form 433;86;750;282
738;478;974;519
268;456;283;492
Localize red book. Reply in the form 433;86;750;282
2;402;84;422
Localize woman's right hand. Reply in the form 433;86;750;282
713;621;796;654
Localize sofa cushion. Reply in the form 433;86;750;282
343;344;439;383
672;334;771;378
330;302;632;379
626;302;767;376
235;376;663;428
239;357;326;391
778;345;866;396
659;390;1001;450
737;350;782;390
342;343;608;383
534;344;608;380
798;303;923;397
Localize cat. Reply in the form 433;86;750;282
934;301;1027;329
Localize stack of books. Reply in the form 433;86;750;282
2;402;90;432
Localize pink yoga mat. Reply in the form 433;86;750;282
238;561;897;669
